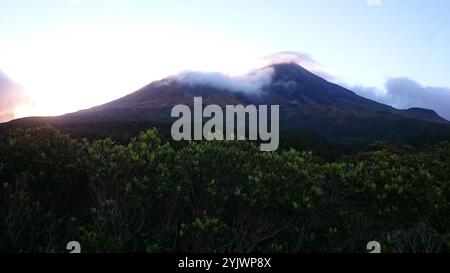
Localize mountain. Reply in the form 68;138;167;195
4;63;450;145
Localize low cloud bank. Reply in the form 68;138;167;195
173;51;332;93
173;67;275;94
353;78;450;121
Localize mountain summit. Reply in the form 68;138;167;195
5;62;450;144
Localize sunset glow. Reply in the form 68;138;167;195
1;27;269;118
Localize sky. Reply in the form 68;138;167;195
1;0;450;121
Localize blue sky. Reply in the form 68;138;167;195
1;0;450;121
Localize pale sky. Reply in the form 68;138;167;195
1;0;450;121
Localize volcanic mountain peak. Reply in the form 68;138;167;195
4;62;450;145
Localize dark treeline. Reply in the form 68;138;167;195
0;125;449;252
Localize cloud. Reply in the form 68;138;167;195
351;84;385;102
0;70;27;122
352;78;450;121
173;67;275;94
385;78;450;120
366;0;382;6
262;51;333;80
66;0;81;6
168;51;332;95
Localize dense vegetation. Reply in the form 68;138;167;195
0;125;449;253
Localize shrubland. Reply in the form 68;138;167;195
0;125;449;252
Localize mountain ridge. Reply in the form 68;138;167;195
3;62;450;145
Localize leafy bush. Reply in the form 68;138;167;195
0;126;448;252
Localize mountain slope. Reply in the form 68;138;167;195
4;63;450;145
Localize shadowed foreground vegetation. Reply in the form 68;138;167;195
0;125;449;252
